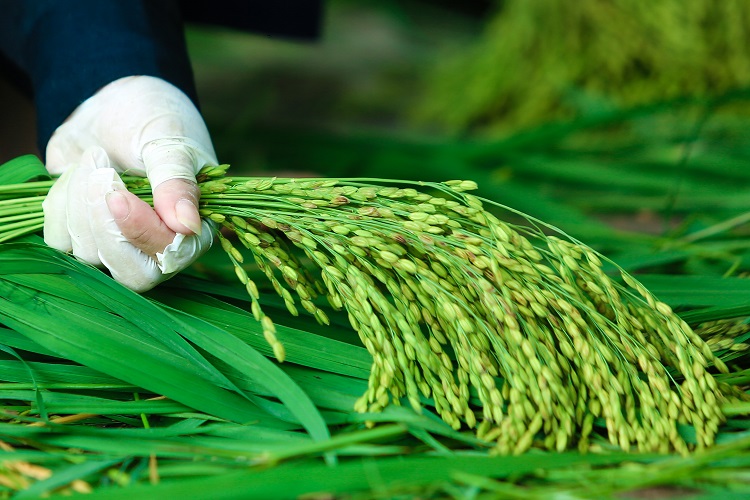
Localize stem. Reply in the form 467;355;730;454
0;220;45;243
0;180;54;193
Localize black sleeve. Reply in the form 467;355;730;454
0;0;197;154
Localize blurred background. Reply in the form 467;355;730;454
187;0;750;275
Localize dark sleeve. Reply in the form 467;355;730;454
0;0;197;155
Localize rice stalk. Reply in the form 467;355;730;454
0;165;733;454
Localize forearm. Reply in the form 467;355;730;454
0;0;197;155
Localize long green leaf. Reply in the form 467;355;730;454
78;451;643;500
0;249;262;423
0;154;49;184
158;305;331;445
637;275;750;308
152;290;371;379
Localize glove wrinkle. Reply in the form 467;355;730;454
68;160;101;266
142;136;216;188
156;218;214;275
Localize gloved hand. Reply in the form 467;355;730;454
42;76;217;292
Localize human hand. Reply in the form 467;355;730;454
42;76;217;292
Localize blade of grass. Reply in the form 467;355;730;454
157;305;331;446
0;255;265;423
151;290;372;379
0;155;49;184
636;275;750;308
13;459;121;500
77;450;645;500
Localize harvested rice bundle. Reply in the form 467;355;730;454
0;164;730;454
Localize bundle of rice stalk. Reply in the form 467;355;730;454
0;159;731;455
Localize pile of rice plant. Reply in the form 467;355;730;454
0;155;734;456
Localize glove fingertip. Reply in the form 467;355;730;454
156;219;214;275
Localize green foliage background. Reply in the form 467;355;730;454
414;0;750;135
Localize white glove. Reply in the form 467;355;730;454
42;76;217;292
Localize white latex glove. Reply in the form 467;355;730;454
42;76;217;292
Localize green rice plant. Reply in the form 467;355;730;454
414;0;750;135
0;155;734;455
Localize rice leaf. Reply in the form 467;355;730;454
151;289;371;378
76;452;641;500
13;459;120;500
637;275;750;308
0;360;126;387
0;326;60;358
157;305;331;444
2;390;191;415
0;343;47;420
0;154;49;184
0;246;268;423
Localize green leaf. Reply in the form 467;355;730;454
78;451;642;500
160;305;331;445
151;289;372;379
0;246;264;423
14;459;121;499
0;155;49;184
637;275;750;308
